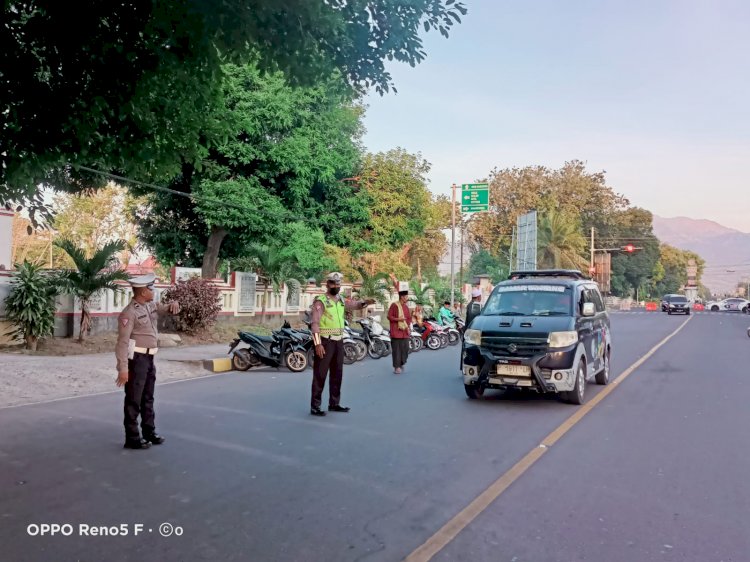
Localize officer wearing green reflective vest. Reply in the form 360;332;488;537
309;272;375;416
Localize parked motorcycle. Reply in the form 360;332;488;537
228;321;308;372
356;316;389;359
409;326;424;352
420;319;444;350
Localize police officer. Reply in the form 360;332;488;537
309;272;374;416
115;273;180;449
466;288;483;328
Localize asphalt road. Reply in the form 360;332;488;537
1;312;748;562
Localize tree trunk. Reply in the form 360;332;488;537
26;335;38;351
79;301;91;342
202;226;228;279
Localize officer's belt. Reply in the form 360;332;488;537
322;335;343;342
133;347;158;355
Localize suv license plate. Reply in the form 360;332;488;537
497;364;531;377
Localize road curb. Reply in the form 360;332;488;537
203;358;233;373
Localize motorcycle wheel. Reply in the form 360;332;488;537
343;342;358;365
232;349;255;371
439;333;449;348
411;336;423;352
285;350;308;373
368;339;386;359
354;340;367;361
426;334;442;350
381;341;392;357
448;331;460;346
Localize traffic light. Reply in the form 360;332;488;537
623;244;635;253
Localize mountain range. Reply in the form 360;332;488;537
652;216;750;294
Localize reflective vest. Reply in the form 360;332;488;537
316;295;346;338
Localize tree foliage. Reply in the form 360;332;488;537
357;149;433;252
52;185;140;263
1;0;466;218
468;249;508;284
537;210;588;270
133;63;365;277
3;261;58;350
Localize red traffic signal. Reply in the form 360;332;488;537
623;244;635;253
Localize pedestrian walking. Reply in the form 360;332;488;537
388;290;411;374
115;273;180;450
310;272;374;416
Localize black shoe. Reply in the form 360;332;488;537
310;408;326;417
124;438;152;450
143;433;165;445
328;405;350;413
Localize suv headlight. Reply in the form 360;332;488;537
548;331;578;348
464;329;482;346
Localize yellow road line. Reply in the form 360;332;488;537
405;316;693;562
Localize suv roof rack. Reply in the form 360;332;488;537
508;270;588;280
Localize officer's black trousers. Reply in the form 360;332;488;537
311;338;344;409
124;353;157;440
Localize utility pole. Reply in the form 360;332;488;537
450;183;456;308
590;227;595;273
509;227;516;272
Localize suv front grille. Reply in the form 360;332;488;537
482;337;549;357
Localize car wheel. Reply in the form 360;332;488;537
566;359;586;405
595;348;610;385
711;305;719;312
464;383;485;400
742;306;748;314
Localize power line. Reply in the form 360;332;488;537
75;165;292;220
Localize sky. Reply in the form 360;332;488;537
362;0;750;232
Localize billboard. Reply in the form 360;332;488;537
515;211;537;271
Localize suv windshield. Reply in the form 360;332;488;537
670;296;688;303
483;284;573;316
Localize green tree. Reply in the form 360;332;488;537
405;194;453;280
471;161;629;256
409;282;436;315
3;261;58;351
2;0;467;218
133;63;365;277
357;149;433;252
55;239;129;341
353;268;392;308
52;185;140;264
537;210;588;270
468;249;508;284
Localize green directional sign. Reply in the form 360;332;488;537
461;183;489;213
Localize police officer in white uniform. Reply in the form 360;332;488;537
115;273;180;449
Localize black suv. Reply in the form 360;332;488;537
666;294;690;315
462;270;611;405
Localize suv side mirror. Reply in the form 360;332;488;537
582;302;596;317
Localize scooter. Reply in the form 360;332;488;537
409;326;424;352
356;317;389;359
228;321;308;372
420;319;444;350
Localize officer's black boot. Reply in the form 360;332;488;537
124;438;152;450
143;431;165;445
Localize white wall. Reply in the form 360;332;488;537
0;211;13;271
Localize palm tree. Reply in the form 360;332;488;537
353;267;391;309
538;210;589;270
409;281;435;316
244;243;304;320
55;239;129;342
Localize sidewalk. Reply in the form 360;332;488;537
1;343;231;408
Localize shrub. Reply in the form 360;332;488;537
161;277;222;334
4;261;58;350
